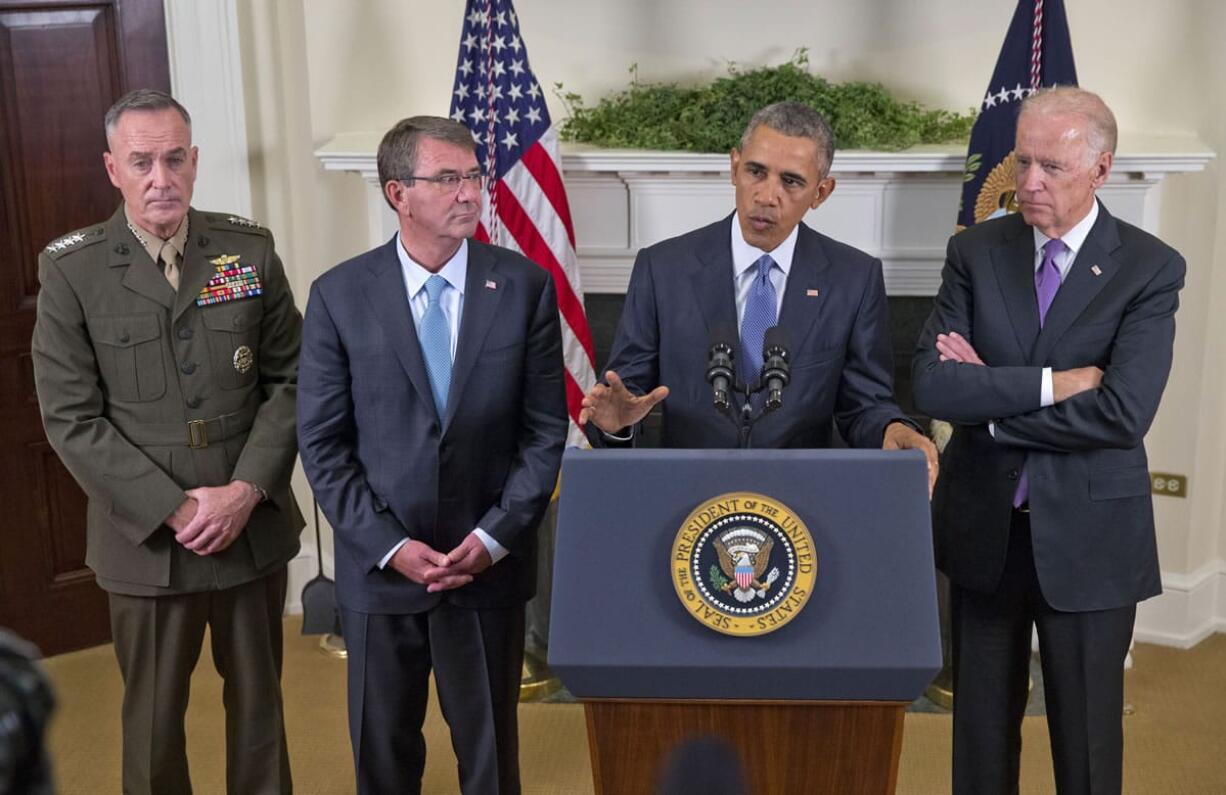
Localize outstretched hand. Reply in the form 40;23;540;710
578;370;669;433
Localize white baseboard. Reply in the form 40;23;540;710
1134;560;1226;648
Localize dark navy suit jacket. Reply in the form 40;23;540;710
601;215;909;449
298;237;568;614
912;203;1184;611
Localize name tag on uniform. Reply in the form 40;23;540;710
196;254;264;306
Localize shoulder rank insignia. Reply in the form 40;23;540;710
196;254;263;306
44;232;87;254
226;215;262;229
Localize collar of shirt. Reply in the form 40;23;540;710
396;235;467;358
730;213;797;323
123;204;189;265
1031;199;1099;282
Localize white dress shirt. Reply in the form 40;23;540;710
379;236;508;569
1033;200;1100;407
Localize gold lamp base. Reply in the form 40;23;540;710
319;632;348;659
519;651;561;702
925;666;955;710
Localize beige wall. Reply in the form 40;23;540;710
233;0;1226;578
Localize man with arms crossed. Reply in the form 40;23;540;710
582;102;936;485
913;87;1184;793
32;89;302;794
297;116;567;795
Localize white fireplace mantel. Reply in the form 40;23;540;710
316;132;1213;296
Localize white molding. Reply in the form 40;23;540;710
316;136;1213;297
1134;560;1226;648
163;0;253;218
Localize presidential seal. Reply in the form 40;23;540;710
671;492;817;637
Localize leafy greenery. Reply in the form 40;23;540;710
557;50;974;152
709;564;730;591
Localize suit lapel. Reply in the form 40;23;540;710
361;237;438;416
689;216;738;340
110;208;174;309
173;210;225;321
444;243;504;431
777;224;830;352
990;224;1042;361
1031;208;1122;365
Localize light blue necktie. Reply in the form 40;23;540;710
740;254;778;382
419;274;452;416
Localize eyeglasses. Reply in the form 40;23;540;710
398;171;485;191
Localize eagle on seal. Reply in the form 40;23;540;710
714;535;779;603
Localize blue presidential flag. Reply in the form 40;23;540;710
957;0;1078;230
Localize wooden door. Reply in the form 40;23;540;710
0;0;169;655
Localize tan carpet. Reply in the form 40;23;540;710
41;619;1226;794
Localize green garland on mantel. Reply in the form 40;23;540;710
556;49;975;153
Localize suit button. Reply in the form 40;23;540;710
186;396;201;409
119;331;130;343
177;327;193;340
181;362;197;375
1008;469;1020;480
232;316;242;328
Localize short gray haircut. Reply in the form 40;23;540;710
377;116;478;199
104;89;191;143
1019;86;1118;158
740;102;836;179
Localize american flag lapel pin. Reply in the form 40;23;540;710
1091;265;1103;277
485;279;497;290
806;288;820;297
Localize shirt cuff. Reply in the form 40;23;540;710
1040;367;1054;407
474;528;508;564
378;538;409;570
603;426;634;442
988;421;996;438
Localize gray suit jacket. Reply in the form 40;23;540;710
912;203;1184;611
297;237;568;614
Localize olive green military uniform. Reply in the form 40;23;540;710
31;205;304;794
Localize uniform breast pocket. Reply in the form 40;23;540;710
91;314;166;402
201;301;262;390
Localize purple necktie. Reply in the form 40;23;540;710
1013;238;1067;508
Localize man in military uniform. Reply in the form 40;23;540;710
31;89;302;794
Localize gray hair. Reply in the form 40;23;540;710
104;89;191;143
377;116;478;200
1019;86;1118;158
740;102;836;179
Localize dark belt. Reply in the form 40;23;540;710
116;406;257;449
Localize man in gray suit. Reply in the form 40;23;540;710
298;116;567;794
913;87;1184;793
32;89;302;794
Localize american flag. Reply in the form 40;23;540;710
450;0;596;447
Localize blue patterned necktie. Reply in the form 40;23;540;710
419;274;452;416
740;254;778;383
1014;238;1067;508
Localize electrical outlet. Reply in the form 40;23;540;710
1150;472;1187;498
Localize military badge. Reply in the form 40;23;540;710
44;232;87;254
195;255;263;306
670;492;817;637
232;345;254;373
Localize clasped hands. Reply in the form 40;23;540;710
389;534;492;593
164;480;262;556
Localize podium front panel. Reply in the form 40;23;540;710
548;448;940;701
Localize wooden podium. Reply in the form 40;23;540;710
549;450;940;795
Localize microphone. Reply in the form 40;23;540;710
706;325;737;413
762;326;790;412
